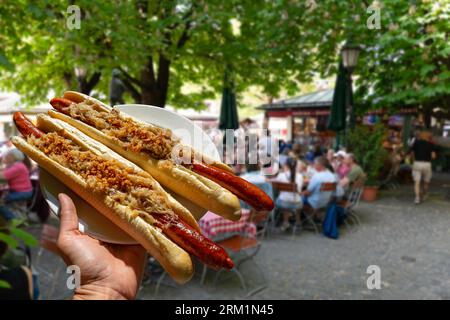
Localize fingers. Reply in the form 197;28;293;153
58;193;79;234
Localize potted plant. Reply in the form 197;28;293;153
0;219;38;290
346;123;388;202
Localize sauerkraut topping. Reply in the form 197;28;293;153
67;103;179;160
28;132;173;214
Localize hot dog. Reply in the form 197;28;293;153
12;112;233;283
48;92;274;219
190;162;273;212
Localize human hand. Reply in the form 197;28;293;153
56;193;147;300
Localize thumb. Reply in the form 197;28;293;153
58;193;79;234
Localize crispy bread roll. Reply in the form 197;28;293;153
64;90;233;173
37;115;200;231
12;115;195;284
48;98;242;221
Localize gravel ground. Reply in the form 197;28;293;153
28;173;450;300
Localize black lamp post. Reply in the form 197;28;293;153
341;41;361;129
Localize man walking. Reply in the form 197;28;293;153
409;130;436;204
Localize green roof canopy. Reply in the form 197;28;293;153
257;89;334;110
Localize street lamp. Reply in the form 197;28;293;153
341;41;361;129
341;42;361;72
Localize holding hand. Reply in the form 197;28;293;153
56;193;147;300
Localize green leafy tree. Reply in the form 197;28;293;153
1;0;447;115
1;1;114;101
0;0;356;109
347;0;450;127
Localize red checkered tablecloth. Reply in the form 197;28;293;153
199;209;256;241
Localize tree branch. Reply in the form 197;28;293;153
177;20;192;49
161;3;196;48
195;53;221;63
85;71;101;93
121;77;142;103
167;4;195;31
118;67;143;87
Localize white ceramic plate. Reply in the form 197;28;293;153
42;104;221;244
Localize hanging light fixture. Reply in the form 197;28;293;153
341;41;361;72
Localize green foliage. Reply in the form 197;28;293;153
0;280;11;289
0;1;447;112
0;0;355;108
9;227;38;247
0;219;37;290
0;219;38;255
350;0;450;114
0;232;19;249
346;124;389;186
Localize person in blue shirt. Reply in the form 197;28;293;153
305;145;315;162
301;156;336;217
239;163;266;184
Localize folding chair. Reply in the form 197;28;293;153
302;182;337;235
152;261;178;296
8;201;29;221
212;210;270;296
380;163;400;190
240;182;275;236
270;181;302;236
26;187;40;214
340;177;366;228
0;188;36;223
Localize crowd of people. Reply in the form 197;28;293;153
238;138;366;232
233;125;440;233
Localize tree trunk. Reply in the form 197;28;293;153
156;55;170;107
139;55;171;108
140;88;160;106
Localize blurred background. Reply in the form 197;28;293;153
0;0;449;300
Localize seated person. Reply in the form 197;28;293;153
297;158;308;177
326;149;335;165
271;157;303;231
334;151;350;179
240;163;266;184
0;149;33;221
312;143;324;158
305;159;317;179
305;145;315;163
301;156;336;216
289;142;302;160
339;153;365;190
278;148;290;167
